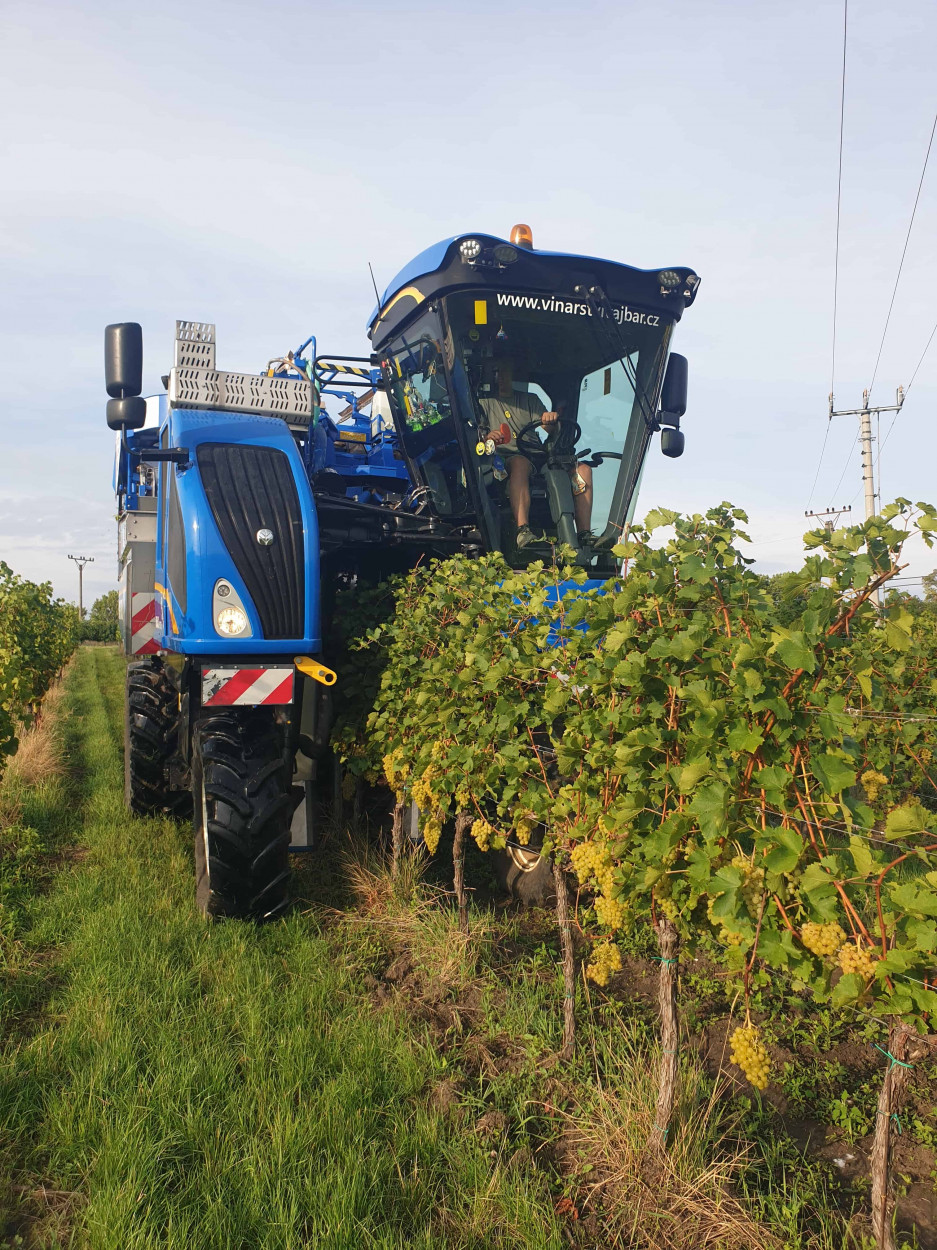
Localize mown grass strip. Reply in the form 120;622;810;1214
0;647;564;1249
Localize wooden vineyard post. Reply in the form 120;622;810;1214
651;917;680;1153
453;812;470;933
553;857;576;1059
391;799;405;881
353;777;364;833
332;754;343;826
870;1025;918;1250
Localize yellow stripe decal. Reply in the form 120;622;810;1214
154;582;179;635
375;284;425;325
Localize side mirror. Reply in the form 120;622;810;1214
661;427;685;458
107;395;147;430
661;352;688;417
105;322;146;430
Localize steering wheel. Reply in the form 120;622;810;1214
515;417;582;465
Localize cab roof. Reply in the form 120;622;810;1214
368;232;700;348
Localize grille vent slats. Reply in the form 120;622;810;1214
196;444;305;640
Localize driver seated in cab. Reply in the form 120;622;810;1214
477;352;593;549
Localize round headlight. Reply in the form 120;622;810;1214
658;270;681;289
459;238;482;260
492;243;518;265
216;606;249;636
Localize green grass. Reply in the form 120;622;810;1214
0;648;563;1249
1;646;932;1249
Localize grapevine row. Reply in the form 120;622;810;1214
0;561;79;765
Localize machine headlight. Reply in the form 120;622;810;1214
658;270;681;289
459;238;482;261
492;243;518;265
216;606;249;636
213;579;252;637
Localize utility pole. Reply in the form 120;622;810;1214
828;387;904;519
68;554;94;619
805;504;852;536
828;387;904;607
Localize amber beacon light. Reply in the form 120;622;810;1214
509;223;534;250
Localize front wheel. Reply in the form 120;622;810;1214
125;657;191;817
193;708;292;921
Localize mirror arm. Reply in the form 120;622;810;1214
138;447;190;464
121;429;189;466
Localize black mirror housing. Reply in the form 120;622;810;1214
661;353;688;417
661;428;685;458
107;395;147;431
105;322;143;398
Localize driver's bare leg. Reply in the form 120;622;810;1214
572;462;594;533
507;455;533;527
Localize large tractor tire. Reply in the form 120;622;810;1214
125;657;191;817
193;708;292;921
496;843;555;907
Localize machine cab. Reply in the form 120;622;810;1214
369;227;699;572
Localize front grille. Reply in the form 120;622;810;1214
197;443;305;639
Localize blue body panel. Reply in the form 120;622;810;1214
152;405;321;657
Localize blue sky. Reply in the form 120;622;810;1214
2;0;935;605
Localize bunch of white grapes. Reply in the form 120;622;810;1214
410;765;438;812
800;921;847;958
382;748;409;789
586;941;622;987
730;855;765;918
471;818;495;852
730;1024;771;1090
837;939;879;980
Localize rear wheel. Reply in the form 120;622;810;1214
125;658;190;816
499;843;555;906
193;708;292;921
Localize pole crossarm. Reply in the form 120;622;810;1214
67;554;94;618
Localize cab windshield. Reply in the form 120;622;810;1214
381;289;672;557
449;292;671;547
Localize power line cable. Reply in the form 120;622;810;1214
830;428;861;505
810;0;849;509
867;107;937;399
906;320;937;395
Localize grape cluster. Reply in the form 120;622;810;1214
471;818;495;851
421;815;442;855
730;855;765;918
657;896;679;923
837;939;879;980
861;769;889;802
570;838;609;887
800;921;847;958
594;892;627;930
720;927;745;947
341;771;356;800
513;812;536;846
730;1024;771;1090
382;748;409;789
571;840;626;930
586;940;622;987
410;766;438;811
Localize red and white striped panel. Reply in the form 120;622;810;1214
201;667;294;707
131;593;159;655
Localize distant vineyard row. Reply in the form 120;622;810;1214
0;562;79;764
